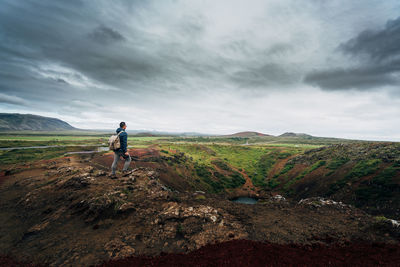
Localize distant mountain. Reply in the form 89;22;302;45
279;132;313;138
0;113;77;131
224;131;272;137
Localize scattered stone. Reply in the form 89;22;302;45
27;221;49;234
298;197;348;208
104;239;135;259
62;176;91;189
272;195;286;202
84;166;94;173
390;219;400;227
94;170;106;177
118;202;136;213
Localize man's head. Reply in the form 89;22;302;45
120;121;127;129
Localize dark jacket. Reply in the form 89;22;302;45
116;128;128;153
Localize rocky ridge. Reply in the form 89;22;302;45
0;154;399;266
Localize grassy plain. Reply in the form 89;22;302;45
1;132;399;218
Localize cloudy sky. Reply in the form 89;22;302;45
1;0;400;140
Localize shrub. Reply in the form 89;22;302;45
195;194;206;200
309;160;326;172
372;166;397;185
374;216;388;222
346;159;381;180
326;157;349;170
329;159;385;196
212;159;232;171
273;163;294;178
277;152;292;159
194;163;211;178
267;179;280;189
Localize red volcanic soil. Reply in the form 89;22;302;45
101;239;400;267
0;255;37;267
2;240;399;267
0;172;7;186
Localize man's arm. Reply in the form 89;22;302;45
121;132;128;154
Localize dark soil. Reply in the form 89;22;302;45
100;239;400;267
0;255;38;267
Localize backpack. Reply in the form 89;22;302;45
108;131;123;151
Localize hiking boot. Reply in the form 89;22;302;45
122;170;134;177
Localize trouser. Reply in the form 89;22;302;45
111;151;131;175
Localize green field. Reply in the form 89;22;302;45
0;133;312;186
1;132;399;219
159;143;306;187
0;135;167;148
0;136;104;141
0;132;385;188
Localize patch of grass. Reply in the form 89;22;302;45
374;216;388;222
354;164;400;206
326;157;349;170
210;145;266;175
372;166;398;185
273;163;294;178
211;159;232;171
159;143;306;191
328;159;382;195
325;170;335;176
193;159;246;193
194;162;212;179
263;143;323;149
284;160;326;190
194;163;222;193
215;171;246;189
0;146;98;166
0;135;103;141
267;179;280;189
195;194;206;200
251;152;278;187
277;152;292;159
346;159;381;180
310;160;326;172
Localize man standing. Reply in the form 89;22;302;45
110;122;131;178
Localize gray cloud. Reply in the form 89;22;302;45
304;15;400;91
0;0;309;97
0;93;29;106
304;61;400;90
230;63;299;88
0;0;176;104
340;16;400;61
0;0;399;140
88;25;126;45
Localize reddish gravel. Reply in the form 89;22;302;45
0;172;7;186
100;239;400;267
0;255;37;267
